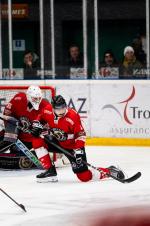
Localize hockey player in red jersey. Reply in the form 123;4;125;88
0;85;57;180
32;95;125;183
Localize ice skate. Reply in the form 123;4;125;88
98;166;125;180
107;165;125;180
36;165;58;183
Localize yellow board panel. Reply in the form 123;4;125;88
86;137;150;146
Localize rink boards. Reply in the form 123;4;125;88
0;80;150;146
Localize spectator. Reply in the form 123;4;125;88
120;46;143;79
140;34;146;55
68;45;83;68
98;50;119;78
23;50;40;79
132;37;146;66
67;45;86;79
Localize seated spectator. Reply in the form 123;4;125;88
98;50;119;78
68;45;83;68
140;34;147;56
67;45;86;79
119;46;144;79
23;50;40;79
132;37;146;66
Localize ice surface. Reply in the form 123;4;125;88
0;146;150;226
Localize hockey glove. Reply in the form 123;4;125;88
30;120;43;137
50;128;67;141
74;149;84;165
18;117;31;133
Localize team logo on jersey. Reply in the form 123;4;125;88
51;128;67;141
101;86;135;125
19;117;31;132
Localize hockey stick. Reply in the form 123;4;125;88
0;188;26;212
0;142;15;153
0;114;142;183
0;115;43;169
15;140;43;169
44;136;141;184
0;139;42;169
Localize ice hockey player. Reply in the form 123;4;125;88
0;85;55;172
31;95;125;183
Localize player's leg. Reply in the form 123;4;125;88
93;166;125;180
63;148;92;182
45;136;70;167
32;138;58;182
64;148;125;182
43;137;125;182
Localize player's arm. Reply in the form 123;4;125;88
2;94;22;143
30;103;53;137
73;113;86;149
40;103;53;125
4;99;14;116
70;112;86;165
3;93;23;117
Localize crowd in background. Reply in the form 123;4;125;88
22;34;147;80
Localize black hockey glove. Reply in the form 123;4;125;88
18;117;31;133
30;121;43;137
74;149;84;165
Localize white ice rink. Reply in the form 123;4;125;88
0;146;150;226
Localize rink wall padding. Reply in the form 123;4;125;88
86;137;150;146
0;80;150;146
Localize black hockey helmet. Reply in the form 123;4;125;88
52;95;67;109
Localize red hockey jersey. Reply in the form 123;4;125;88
48;108;86;150
4;92;53;142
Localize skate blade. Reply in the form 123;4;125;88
36;176;58;183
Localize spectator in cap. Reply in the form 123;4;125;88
123;46;135;56
120;46;143;79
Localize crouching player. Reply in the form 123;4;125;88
0;85;55;174
31;95;125;183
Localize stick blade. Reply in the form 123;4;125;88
19;204;27;212
122;172;142;183
109;171;141;184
